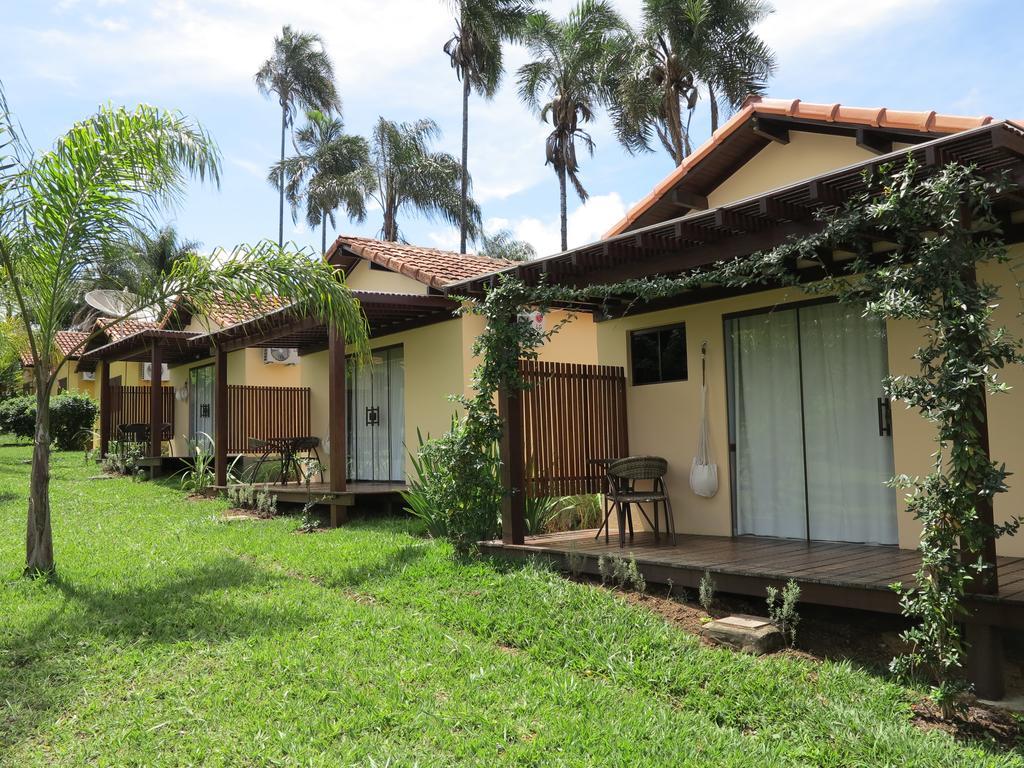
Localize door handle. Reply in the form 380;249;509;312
365;406;379;426
877;397;892;437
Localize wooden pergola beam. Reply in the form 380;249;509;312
328;327;347;527
855;127;894;156
149;343;163;474
215;345;228;487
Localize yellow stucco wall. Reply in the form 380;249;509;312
594;255;1024;557
345;260;429;295
706;132;911;209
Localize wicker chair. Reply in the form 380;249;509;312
597;456;676;548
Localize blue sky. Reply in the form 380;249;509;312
3;0;1022;260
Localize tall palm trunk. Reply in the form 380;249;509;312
278;102;287;248
708;84;719;133
459;75;471;254
25;378;54;575
557;163;568;252
321;210;327;256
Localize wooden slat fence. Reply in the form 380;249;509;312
519;360;628;497
109;384;175;436
227;385;311;454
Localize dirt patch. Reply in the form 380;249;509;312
220;509;274;521
912;700;1023;749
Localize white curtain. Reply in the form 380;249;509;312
798;303;897;545
730;311;808;539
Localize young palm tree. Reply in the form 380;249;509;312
255;25;341;247
91;226;200;294
271;110;373;255
607;0;775;165
479;228;535;261
443;0;539;253
368;117;481;243
517;0;626;252
0;94;369;577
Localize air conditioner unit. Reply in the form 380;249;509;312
142;362;170;381
263;347;299;366
80;370;96;381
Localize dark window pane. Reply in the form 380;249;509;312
630;323;687;384
659;326;687;381
630;330;661;385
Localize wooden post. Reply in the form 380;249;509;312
328;327;347;526
499;381;526;545
98;360;110;458
149;344;162;475
961;264;1002;698
215;345;228;487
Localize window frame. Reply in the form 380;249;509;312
628;322;688;386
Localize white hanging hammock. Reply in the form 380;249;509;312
690;341;719;498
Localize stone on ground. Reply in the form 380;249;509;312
701;615;783;655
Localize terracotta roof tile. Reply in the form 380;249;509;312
205;294;288;329
606;95;996;238
19;329;90;366
330;236;514;290
95;317;162;342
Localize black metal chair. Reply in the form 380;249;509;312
597;456;676;548
117;422;172;457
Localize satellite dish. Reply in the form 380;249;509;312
84;289;159;323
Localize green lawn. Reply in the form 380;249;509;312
0;444;1019;767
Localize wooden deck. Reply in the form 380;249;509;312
211;481;407;524
480;529;1024;630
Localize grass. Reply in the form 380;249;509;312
0;443;1020;767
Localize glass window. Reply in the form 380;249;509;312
630;323;687;385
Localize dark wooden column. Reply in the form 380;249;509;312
149;344;163;472
328;328;347;526
215;345;228;487
498;381;526;545
98;360;110;458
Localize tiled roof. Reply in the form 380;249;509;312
330;235;514;290
19;329;91;366
96;317;162;342
205;294;287;329
605;95;996;237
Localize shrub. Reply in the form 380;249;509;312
0;395;35;441
50;393;98;450
0;393;97;449
698;570;716;613
766;579;801;647
103;442;144;476
403;421;502;553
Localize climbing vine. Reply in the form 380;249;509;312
448;158;1021;715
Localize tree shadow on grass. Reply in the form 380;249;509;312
319;541;429;591
0;554;317;754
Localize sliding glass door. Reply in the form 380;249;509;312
725;302;897;545
347;346;405;482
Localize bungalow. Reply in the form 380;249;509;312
79;237;598;515
458;97;1024;699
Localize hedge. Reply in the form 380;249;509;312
0;393;99;449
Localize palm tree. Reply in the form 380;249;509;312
443;0;539;253
0;92;369;577
255;25;341;247
271;110;373;255
479;228;535;261
606;0;775;165
91;225;200;295
517;0;626;252
368;117;481;243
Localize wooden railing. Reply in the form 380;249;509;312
227;385;311;454
110;385;175;436
518;360;628;497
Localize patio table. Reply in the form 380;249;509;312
246;436;323;485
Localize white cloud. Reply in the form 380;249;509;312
228;156;267;180
509;192;628;258
758;0;945;60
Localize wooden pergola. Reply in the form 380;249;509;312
189;291;459;520
81;292;458;497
